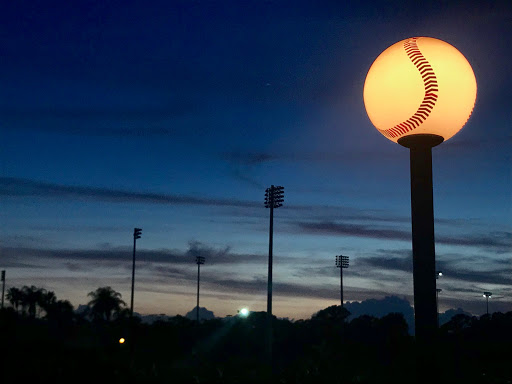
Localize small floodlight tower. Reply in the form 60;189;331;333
195;256;205;322
483;291;492;315
131;228;142;317
335;255;349;307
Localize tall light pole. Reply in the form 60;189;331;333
436;271;442;327
483;291;492;315
363;37;476;345
335;255;349;307
196;256;205;322
436;289;442;327
1;270;5;309
130;228;142;317
264;184;284;372
264;185;284;317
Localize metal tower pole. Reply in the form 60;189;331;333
131;228;142;317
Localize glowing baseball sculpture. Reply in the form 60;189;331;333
363;37;477;143
363;37;478;347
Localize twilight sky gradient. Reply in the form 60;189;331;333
1;0;510;320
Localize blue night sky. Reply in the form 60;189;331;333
1;1;510;319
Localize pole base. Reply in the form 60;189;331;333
398;134;444;149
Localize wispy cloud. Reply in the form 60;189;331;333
437;232;511;253
1;244;382;302
0;177;421;225
222;149;401;166
3;178;510;253
356;249;512;287
0;177;258;208
446;268;512;286
370;262;510;288
357;254;413;273
3;241;510;311
223;152;279;166
291;220;511;252
295;221;411;241
228;167;266;189
1;103;197;137
0;241;265;269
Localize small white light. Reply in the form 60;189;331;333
239;308;249;317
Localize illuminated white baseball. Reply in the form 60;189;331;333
363;37;477;143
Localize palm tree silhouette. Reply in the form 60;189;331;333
5;287;23;313
21;285;46;318
87;286;126;322
39;290;57;317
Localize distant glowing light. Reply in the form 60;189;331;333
363;37;477;143
239;308;249;317
119;338;125;344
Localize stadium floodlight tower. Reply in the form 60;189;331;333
483;291;492;315
364;37;477;345
335;255;349;307
264;185;284;318
264;185;284;372
131;228;142;317
195;256;205;323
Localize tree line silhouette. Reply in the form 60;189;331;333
5;285;127;321
1;285;511;383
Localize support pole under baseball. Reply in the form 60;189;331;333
398;133;443;383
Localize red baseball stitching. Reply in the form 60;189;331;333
378;37;439;139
